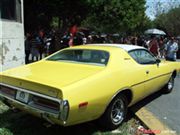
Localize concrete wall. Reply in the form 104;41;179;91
0;0;25;72
0;20;2;71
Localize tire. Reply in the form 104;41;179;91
98;94;128;130
162;75;175;93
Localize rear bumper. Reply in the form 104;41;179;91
0;96;59;120
0;83;66;125
0;97;69;126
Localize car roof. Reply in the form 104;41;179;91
74;44;145;52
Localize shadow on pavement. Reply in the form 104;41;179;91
0;108;135;135
130;90;163;113
0;110;98;135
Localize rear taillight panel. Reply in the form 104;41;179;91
0;84;61;115
0;86;16;98
31;96;60;112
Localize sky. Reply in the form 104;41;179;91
146;0;180;20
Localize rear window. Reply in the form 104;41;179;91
47;49;109;66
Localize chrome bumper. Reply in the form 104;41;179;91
0;95;60;119
0;83;64;124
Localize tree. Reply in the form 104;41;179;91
24;0;91;34
24;0;150;35
82;0;148;35
154;6;180;36
153;0;180;17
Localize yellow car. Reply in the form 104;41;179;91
0;44;179;130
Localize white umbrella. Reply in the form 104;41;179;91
145;28;166;35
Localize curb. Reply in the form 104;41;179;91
134;107;177;135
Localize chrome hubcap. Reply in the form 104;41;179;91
111;99;124;125
168;78;173;90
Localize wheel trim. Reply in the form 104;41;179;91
110;99;125;125
168;77;174;90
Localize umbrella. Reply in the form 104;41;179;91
145;28;166;35
77;31;85;36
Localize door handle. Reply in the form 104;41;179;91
146;70;149;74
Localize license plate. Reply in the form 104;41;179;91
16;90;30;103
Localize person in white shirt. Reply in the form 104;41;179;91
165;37;179;61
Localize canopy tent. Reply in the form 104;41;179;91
144;28;166;35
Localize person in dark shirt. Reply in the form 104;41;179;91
25;33;31;64
73;32;83;45
38;30;45;60
31;34;40;62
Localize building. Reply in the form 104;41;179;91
0;0;25;72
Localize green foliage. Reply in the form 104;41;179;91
154;6;180;36
83;0;149;35
50;17;59;28
0;128;13;135
24;0;90;32
24;0;150;35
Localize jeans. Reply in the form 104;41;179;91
166;57;176;61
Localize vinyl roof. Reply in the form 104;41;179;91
86;44;145;51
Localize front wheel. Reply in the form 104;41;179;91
98;94;128;130
162;75;175;93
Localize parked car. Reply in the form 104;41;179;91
0;44;179;130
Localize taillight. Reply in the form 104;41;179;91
0;86;16;97
32;96;60;111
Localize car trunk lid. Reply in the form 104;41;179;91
0;61;105;97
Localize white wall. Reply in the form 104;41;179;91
0;0;25;72
0;20;2;71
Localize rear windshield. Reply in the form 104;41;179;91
46;49;109;66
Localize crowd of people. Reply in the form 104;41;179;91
24;30;55;64
144;35;179;61
24;30;180;64
83;33;179;61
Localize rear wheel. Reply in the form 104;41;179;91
162;75;175;93
98;94;128;130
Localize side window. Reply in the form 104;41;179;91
1;0;22;22
129;50;157;64
129;51;139;63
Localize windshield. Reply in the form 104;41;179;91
46;49;109;66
